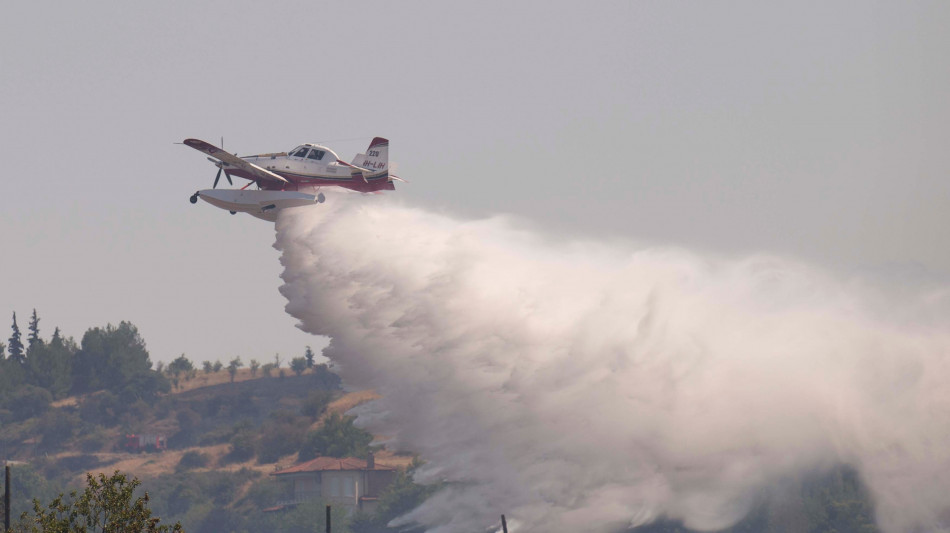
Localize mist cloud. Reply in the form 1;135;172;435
275;195;950;533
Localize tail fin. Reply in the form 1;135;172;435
351;137;389;174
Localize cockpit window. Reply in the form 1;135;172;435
291;148;309;157
307;150;325;161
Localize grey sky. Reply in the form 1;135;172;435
2;1;948;364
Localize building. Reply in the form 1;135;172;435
269;454;397;513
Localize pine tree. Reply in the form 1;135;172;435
8;312;25;364
28;308;41;347
304;345;315;368
51;326;62;345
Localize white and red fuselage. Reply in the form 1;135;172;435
184;137;399;221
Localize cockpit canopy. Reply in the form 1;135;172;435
288;144;339;162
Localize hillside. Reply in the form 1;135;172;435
22;368;409;478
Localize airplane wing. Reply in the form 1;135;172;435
183;138;288;184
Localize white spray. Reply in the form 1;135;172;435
275;195;950;533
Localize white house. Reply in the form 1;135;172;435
269;454;397;513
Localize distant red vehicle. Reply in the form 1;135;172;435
124;434;167;453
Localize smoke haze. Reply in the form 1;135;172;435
275;195;950;533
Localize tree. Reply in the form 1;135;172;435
290;357;307;377
249;359;260;377
26;332;73;398
227;357;243;383
27;308;41;348
304;346;315;368
299;412;374;460
273;353;282;368
212;360;223;373
14;471;182;533
6;385;52;422
9;312;25;364
70;322;168;401
256;410;307;463
167;354;194;377
202;360;213;374
261;362;275;377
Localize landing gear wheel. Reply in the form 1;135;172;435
317;193;326;203
229;211;236;215
189;192;199;204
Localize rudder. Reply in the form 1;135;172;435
351;137;389;174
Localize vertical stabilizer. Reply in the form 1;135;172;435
351;137;389;174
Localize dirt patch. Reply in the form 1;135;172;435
51;397;78;408
83;443;288;483
327;390;381;415
170;367;273;393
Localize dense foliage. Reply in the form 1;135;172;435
13;471;182;533
299;412;374;461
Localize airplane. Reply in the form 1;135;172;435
183;137;402;221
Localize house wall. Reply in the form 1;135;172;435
278;468;397;510
322;471;361;506
292;475;321;502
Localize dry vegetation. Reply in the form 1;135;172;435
65;376;410;478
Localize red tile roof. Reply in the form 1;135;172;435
272;457;396;475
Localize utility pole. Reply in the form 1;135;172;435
4;464;11;533
325;504;331;533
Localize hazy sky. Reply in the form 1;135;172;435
2;1;948;364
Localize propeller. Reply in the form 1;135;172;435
212;136;234;188
213;166;233;188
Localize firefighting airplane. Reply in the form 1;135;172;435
183;137;402;221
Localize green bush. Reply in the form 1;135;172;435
53;453;102;473
37;409;79;452
299;412;373;460
177;450;210;472
301;390;333;419
76;426;111;453
6;385;52;422
225;428;256;463
255;411;306;463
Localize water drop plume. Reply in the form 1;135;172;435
275;195;950;533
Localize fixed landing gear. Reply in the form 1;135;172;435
189;192;199;204
317;193;325;203
229;211;236;215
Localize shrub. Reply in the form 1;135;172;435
226;428;256;463
301;391;333;419
54;453;102;472
177;450;210;472
37;409;79;452
6;385;52;422
76;426;111;453
255;411;306;463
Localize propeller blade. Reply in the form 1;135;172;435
224;170;233;186
214;167;222;188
